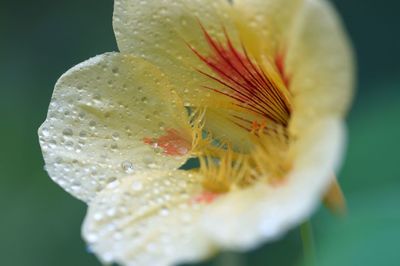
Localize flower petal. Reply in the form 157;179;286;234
232;0;304;58
203;107;258;151
113;0;238;106
286;0;355;133
202;117;345;249
232;0;354;134
82;170;216;266
39;53;192;202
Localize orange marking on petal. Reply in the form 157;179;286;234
143;129;191;156
193;191;219;204
143;137;153;145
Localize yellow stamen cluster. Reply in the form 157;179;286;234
190;110;292;193
187;24;295;193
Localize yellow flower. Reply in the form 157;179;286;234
39;0;354;265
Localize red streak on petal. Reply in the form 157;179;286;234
193;191;219;204
275;51;290;88
143;129;191;156
189;23;292;130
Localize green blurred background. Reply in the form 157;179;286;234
1;0;399;265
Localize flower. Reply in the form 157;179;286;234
39;0;354;265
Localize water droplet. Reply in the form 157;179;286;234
89;120;97;129
160;206;169;216
86;233;98;243
111;143;118;151
65;140;74;150
106;177;119;189
112;132;120;140
141;97;148;104
93;212;103;221
121;161;135;174
79;130;88;138
106;208;116;217
63;128;73;136
41;128;50;137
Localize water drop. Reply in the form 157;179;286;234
160;206;169;216
89;120;97;129
63;128;73;136
86;233;98;243
112;132;120;140
141;97;148;104
121;161;135;174
106;177;119;189
41;128;50;137
111;143;118;151
79;130;88;138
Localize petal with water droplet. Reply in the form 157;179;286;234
232;0;304;59
202;118;345;249
83;170;216;266
113;0;240;107
285;0;355;133
39;53;192;202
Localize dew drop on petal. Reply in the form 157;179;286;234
121;160;135;174
160;206;169;216
41;128;50;137
112;132;120;140
86;233;98;243
106;177;119;189
79;130;88;138
62;128;73;136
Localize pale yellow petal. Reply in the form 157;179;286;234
232;0;304;58
39;53;192;202
232;0;354;132
113;0;239;106
204;107;259;152
83;170;216;266
286;0;355;134
202;118;345;249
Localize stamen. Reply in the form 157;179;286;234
197;126;292;192
186;24;294;194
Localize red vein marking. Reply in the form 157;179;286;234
193;191;219;204
188;23;292;130
143;129;191;156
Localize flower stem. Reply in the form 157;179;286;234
215;252;246;266
300;220;317;266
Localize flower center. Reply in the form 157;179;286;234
188;24;294;194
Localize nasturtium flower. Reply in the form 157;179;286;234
39;0;354;265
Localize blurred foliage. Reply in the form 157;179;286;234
0;0;399;265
